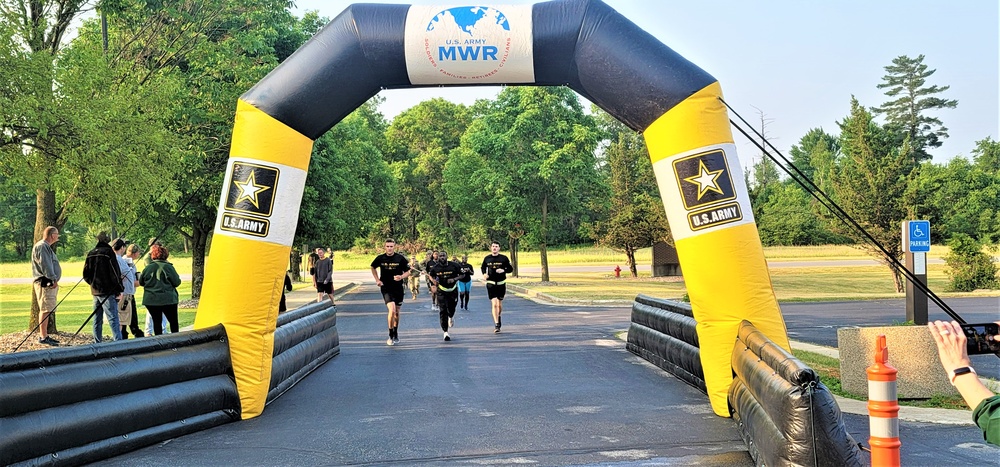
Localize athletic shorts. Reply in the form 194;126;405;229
457;281;471;293
381;286;404;305
33;282;58;313
316;282;333;294
486;283;506;300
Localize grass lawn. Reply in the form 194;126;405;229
0;282;198;335
3;244;994;334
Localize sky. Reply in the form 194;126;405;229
291;0;998;170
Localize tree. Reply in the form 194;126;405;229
586;108;667;277
943;233;998;292
917;157;1000;245
788;128;839;191
297;101;396;250
446;87;601;282
104;1;315;299
971;137;1000;174
872;54;957;163
833;97;913;292
384;98;472;245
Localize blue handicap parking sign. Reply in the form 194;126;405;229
907;220;931;252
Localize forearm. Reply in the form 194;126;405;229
954;374;995;410
370;268;379;282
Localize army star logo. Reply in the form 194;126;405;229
672;150;736;211
683;160;724;200
234;170;270;209
225;162;279;217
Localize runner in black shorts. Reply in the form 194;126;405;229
481;241;513;333
370;238;410;346
428;249;462;341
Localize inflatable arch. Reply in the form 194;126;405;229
195;0;790;418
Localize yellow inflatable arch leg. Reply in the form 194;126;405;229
195;100;313;419
643;82;791;416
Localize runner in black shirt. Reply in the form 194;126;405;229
481;241;513;333
428;249;463;341
457;254;474;310
370;239;410;346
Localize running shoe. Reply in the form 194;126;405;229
387;338;395;346
494;325;501;334
444;332;451;341
449;317;454;328
38;336;59;346
393;336;399;344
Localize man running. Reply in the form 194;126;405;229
422;250;439;311
481;241;513;333
408;250;423;299
428;249;462;341
457;254;474;311
370;239;410;346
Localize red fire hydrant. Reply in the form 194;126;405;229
614;265;621;278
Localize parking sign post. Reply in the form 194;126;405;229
902;220;930;324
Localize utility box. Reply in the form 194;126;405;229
651;241;682;277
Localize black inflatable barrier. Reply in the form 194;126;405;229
729;320;863;466
0;326;240;466
626;295;705;392
268;302;340;404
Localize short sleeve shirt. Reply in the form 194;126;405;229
371;253;409;290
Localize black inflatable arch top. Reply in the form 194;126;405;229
242;0;715;139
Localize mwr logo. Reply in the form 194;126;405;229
672;150;736;211
422;6;512;80
225;162;279;217
220;213;270;237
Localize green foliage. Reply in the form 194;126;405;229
916;157;1000;244
446;87;601;280
385;98;473;245
832;97;914;292
943;233;998;292
585;108;667;276
297;104;395;250
872;54;957;162
757;184;841;246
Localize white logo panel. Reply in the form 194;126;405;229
214;157;305;246
405;5;534;84
653;144;755;241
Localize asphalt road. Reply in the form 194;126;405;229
66;277;998;465
105;286;754;466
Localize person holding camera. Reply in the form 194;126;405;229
928;320;1000;445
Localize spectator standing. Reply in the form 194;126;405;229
124;244;144;337
279;271;293;312
82;232;124;342
112;239;137;339
139;244;182;335
314;248;334;304
30;226;62;346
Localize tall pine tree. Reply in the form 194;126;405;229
872;54;957;163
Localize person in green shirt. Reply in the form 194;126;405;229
928;320;1000;445
139;244;182;335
